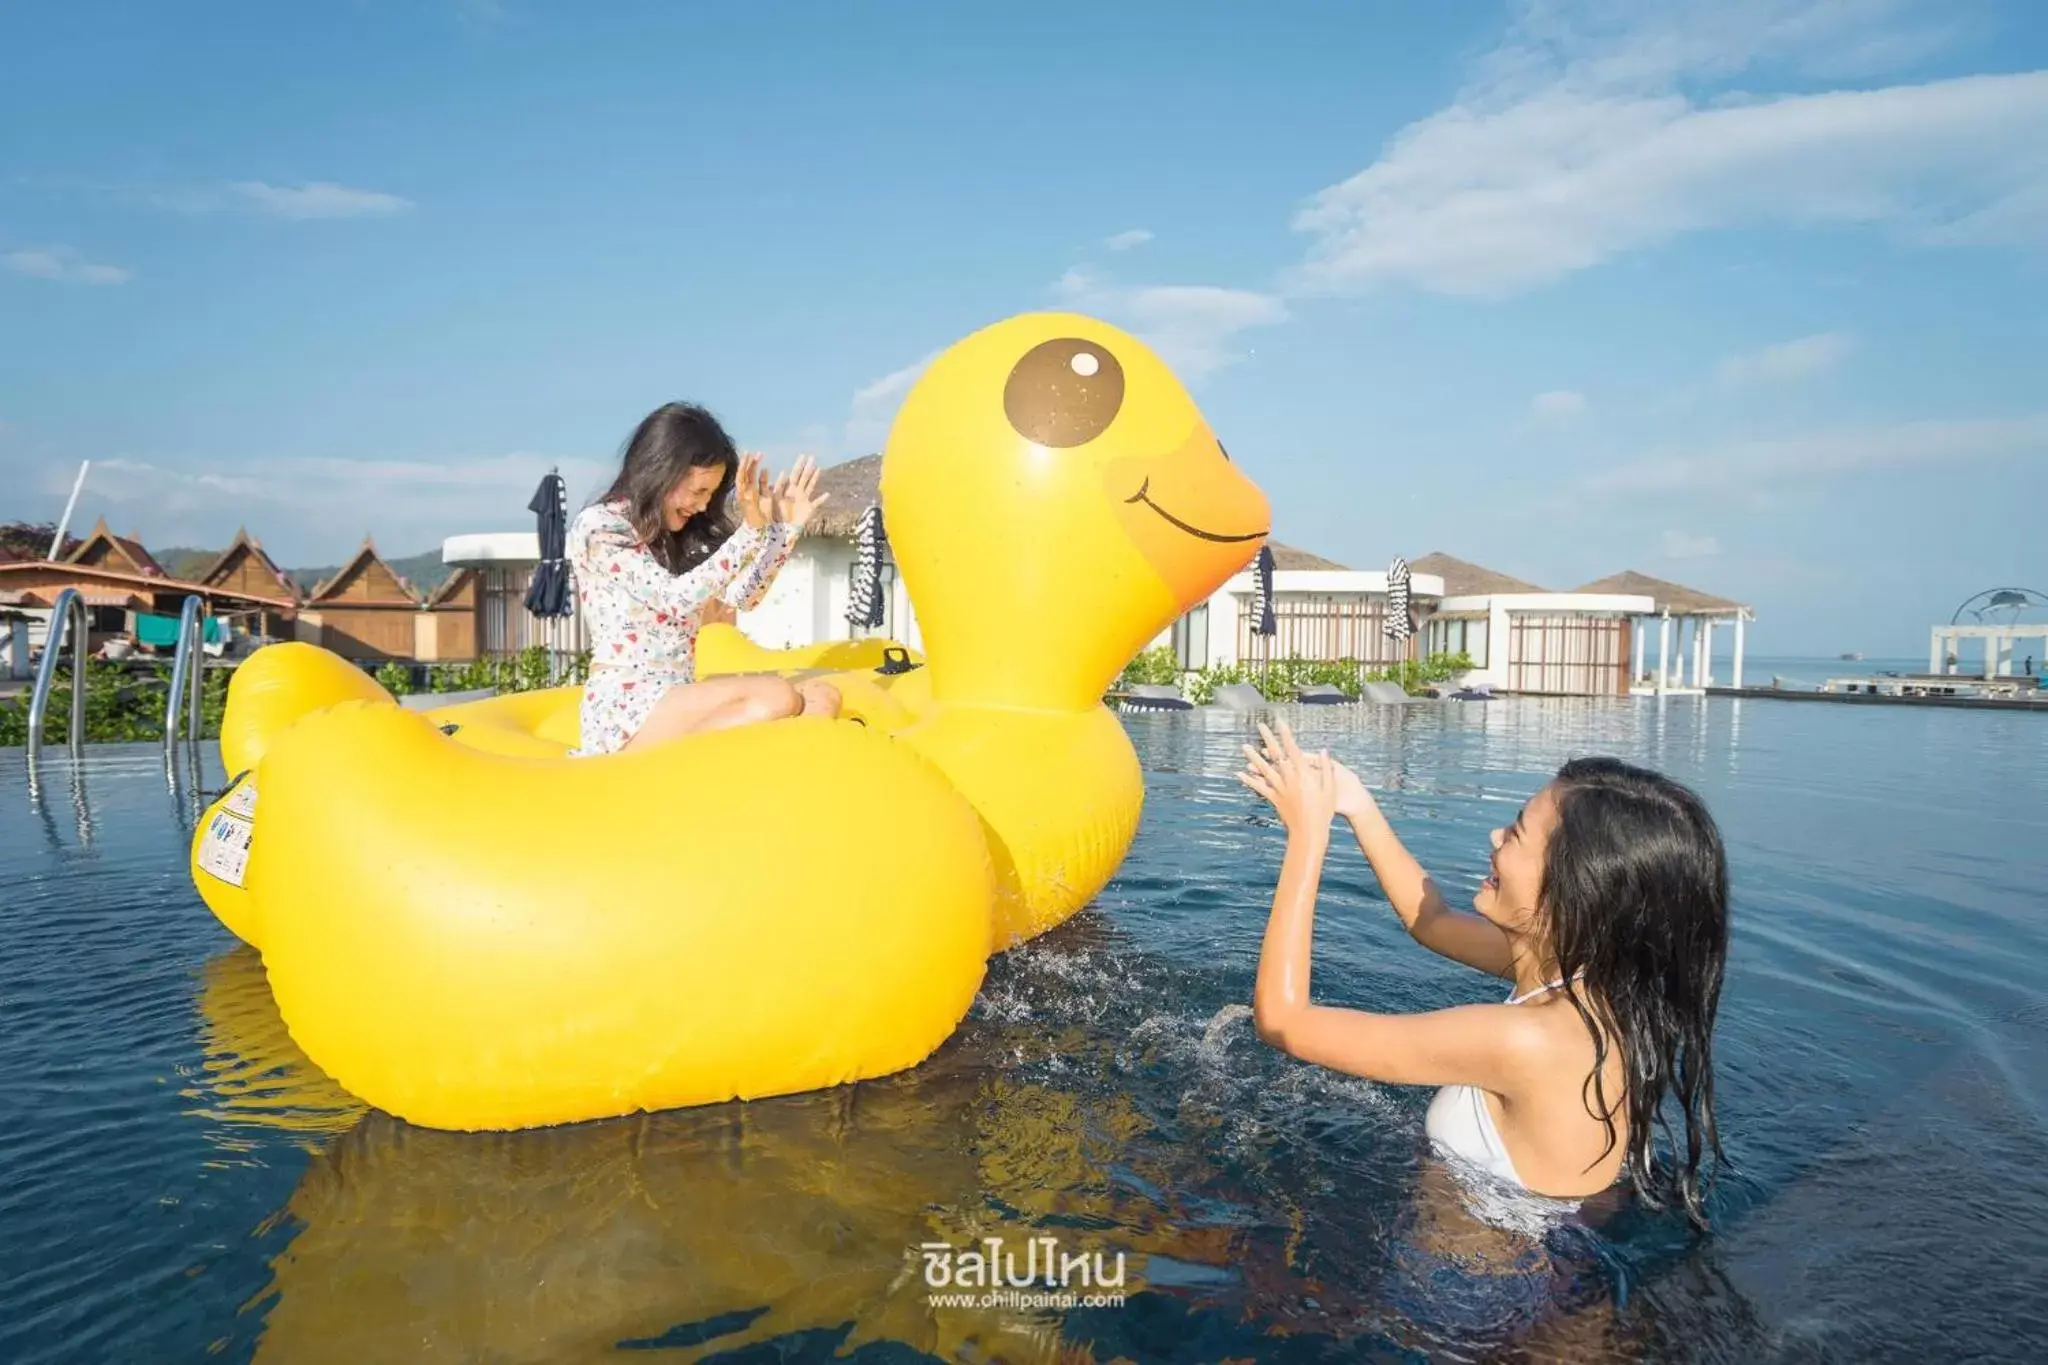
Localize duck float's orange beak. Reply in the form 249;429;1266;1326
1103;425;1271;609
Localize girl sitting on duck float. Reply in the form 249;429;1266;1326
569;402;842;755
1239;720;1729;1226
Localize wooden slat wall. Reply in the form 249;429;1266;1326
1237;597;1413;668
318;608;418;661
478;566;587;661
1506;614;1630;695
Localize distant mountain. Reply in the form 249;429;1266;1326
285;549;454;597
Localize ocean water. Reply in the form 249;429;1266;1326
3;697;2046;1363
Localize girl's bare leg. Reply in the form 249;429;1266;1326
622;674;805;751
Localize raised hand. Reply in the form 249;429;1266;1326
1237;718;1338;833
734;452;773;530
770;455;831;532
1329;758;1380;822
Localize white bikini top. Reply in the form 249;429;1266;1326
1423;977;1565;1188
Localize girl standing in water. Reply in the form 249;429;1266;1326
1238;720;1729;1225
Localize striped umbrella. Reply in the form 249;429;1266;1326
1384;556;1414;643
522;470;573;618
1251;543;1277;636
844;504;887;630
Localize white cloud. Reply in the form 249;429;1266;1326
1660;529;1723;559
230;181;413;220
1284;0;2048;298
1532;389;1589;418
842;350;941;454
4;246;131;285
1718;331;1856;385
46;452;604;564
1103;229;1154;251
1054;267;1287;378
1575;411;2048;500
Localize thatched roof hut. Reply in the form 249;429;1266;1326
1408;552;1546;597
1270;543;1348;571
1572;570;1749;617
808;455;885;540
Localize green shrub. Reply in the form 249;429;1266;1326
0;645;594;747
420;646;589;695
1115;645;1184;690
1178;651;1475;705
0;657;230;747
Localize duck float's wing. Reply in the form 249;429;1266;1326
245;699;995;1131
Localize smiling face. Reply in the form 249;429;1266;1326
1475;784;1561;938
881;313;1272;710
663;465;727;532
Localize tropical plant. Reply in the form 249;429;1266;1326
0;646;594;746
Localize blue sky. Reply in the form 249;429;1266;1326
3;0;2045;654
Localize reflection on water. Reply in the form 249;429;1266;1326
5;697;2048;1363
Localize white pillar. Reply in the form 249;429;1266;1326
1699;619;1715;688
1930;630;1943;676
1732;616;1747;690
1985;635;2000;680
1656;614;1672;695
1633;619;1644;684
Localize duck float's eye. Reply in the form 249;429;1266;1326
1004;337;1125;448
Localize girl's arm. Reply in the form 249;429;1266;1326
719;521;799;611
1331;762;1515;979
1244;736;1540;1091
574;508;765;616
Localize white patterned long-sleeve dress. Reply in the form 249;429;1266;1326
566;499;797;756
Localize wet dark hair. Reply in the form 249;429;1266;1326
599;402;740;573
1541;757;1729;1230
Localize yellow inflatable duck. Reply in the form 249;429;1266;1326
189;311;1269;1131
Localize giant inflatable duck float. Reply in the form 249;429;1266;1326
189;311;1271;1131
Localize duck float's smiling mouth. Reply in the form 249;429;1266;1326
1124;479;1267;544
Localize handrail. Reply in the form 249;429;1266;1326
26;587;88;764
165;595;208;748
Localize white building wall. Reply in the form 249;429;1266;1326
738;538;924;653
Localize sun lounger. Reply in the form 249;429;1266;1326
1295;683;1354;705
1122;683;1194;712
1207;683;1268;711
1360;680;1423;705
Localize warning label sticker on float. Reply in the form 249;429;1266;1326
225;775;258;819
197;808;254;888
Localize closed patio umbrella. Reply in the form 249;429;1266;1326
1251;543;1277;637
523;470;573;618
1384;556;1414;644
845;504;887;630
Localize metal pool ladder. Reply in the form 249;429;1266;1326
164;594;208;749
25;587;88;765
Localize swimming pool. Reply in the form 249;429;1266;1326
3;698;2044;1362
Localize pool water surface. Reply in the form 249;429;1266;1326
2;696;2045;1362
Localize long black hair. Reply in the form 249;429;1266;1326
599;402;740;574
1541;756;1730;1230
